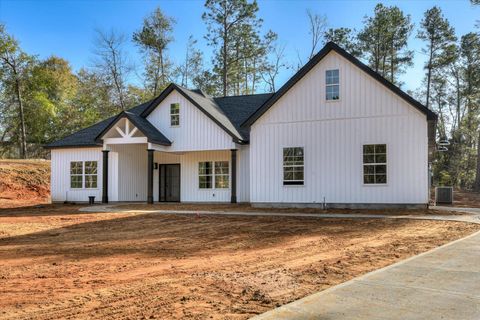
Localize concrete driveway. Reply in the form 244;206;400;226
252;229;480;320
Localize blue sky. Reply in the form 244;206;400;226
0;0;478;93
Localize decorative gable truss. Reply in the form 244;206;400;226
106;118;145;144
95;111;172;147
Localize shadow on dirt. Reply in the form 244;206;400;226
0;213;419;260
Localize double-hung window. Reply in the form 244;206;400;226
170;103;180;126
199;161;229;189
199;162;213;189
84;161;98;188
363;144;387;184
283;147;304;185
326;69;340;100
70;162;83;189
215;161;229;188
70;161;98;189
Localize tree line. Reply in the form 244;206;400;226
0;0;479;190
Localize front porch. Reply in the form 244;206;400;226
98;113;240;204
102;144;239;204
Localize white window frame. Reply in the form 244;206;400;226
283;147;304;186
198;161;213;189
198;161;230;189
84;161;98;189
170;103;180;127
70;161;83;189
326;69;340;101
214;161;229;189
362;144;387;185
70;161;98;189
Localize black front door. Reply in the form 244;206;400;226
159;164;180;202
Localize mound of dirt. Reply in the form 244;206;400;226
0;160;50;208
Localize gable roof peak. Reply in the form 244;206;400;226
242;41;437;127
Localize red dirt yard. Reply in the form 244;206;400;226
0;160;50;208
1;160;479;319
0;204;479;319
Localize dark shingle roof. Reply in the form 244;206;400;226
44;99;153;149
175;85;245;141
93;110;171;146
45;89;270;149
214;93;274;140
123;112;171;146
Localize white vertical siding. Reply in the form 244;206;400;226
146;91;236;152
51;148;103;202
51;146;249;203
154;150;232;202
237;145;250;202
109;144;148;201
250;51;429;205
108;151;119;201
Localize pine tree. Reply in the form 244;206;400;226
133;7;175;96
203;0;271;96
323;28;362;57
358;4;414;85
459;33;480;190
417;6;457;109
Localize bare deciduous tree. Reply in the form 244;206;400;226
306;9;327;60
93;29;132;111
261;43;288;92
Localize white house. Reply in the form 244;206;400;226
46;42;437;208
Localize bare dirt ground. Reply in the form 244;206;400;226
116;202;467;216
0;160;50;209
451;190;480;208
0;205;478;320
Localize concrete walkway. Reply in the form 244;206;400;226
252;230;480;320
81;204;480;319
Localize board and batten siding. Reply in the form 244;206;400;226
249;51;429;205
237;145;250;202
109;144;147;201
51;145;248;203
153;149;248;203
146;90;236;152
51;148;104;202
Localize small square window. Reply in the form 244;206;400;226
70;161;98;189
70;175;83;189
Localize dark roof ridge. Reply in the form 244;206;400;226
214;92;273;99
242;41;437;127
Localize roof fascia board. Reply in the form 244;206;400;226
141;84;245;143
94;112;171;146
242;42;437;127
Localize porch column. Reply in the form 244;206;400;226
102;150;109;203
147;149;154;204
231;149;237;203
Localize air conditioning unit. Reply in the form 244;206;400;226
435;187;453;205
